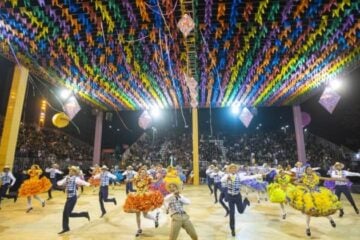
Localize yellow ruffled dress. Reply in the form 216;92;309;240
267;174;294;203
18;168;52;197
287;173;341;217
123;175;164;213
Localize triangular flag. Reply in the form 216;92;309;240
177;14;195;37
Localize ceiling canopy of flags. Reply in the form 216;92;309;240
0;0;359;111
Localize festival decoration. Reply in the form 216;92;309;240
239;107;254;128
319;87;342;114
63;95;81;120
177;14;195;37
301;112;311;128
0;0;358;111
138;111;152;130
52;112;70;128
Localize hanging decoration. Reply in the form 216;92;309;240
138;110;152;130
318;87;341;114
239;107;254;128
52;112;70;128
0;0;358;111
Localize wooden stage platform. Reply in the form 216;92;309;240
0;185;359;240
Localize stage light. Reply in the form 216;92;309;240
231;105;240;115
329;79;342;90
150;107;161;118
356;153;360;159
60;89;71;100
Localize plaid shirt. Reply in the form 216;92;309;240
0;172;16;185
98;172;116;186
57;176;90;198
164;193;190;216
211;171;224;183
222;173;259;196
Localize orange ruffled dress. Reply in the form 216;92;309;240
123;175;164;213
18;169;52;197
88;168;101;186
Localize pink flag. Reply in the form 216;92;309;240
318;87;341;114
239;107;253;128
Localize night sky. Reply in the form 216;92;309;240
0;56;359;151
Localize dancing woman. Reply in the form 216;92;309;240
267;167;294;219
330;162;360;217
123;166;163;237
287;166;344;237
18;164;52;213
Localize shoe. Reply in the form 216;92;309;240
155;212;159;228
47;197;52;200
26;207;33;213
42;201;45;207
100;212;106;218
224;211;229;217
282;213;287;220
231;229;235;237
85;212;90;221
14;195;18;203
306;228;311;237
330;220;336;228
113;198;117;206
214;200;218;204
257;199;260;204
135;229;142;237
355;208;359;214
339;209;344;218
58;229;70;234
265;198;268;202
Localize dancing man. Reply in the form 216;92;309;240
94;165;117;217
123;166;137;194
211;167;224;204
206;165;215;195
46;163;63;200
330;162;360;217
0;165;17;209
221;164;260;237
57;166;90;234
164;182;198;240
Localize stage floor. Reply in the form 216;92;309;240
0;185;359;240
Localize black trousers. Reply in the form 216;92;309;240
125;182;134;194
335;185;358;210
0;183;16;203
213;182;221;202
207;177;214;194
228;193;247;231
62;196;88;230
99;186;115;214
219;188;229;213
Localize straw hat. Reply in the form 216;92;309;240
3;165;10;170
101;165;109;170
164;168;183;192
333;162;344;169
227;164;238;171
68;166;80;174
295;161;303;167
52;163;59;168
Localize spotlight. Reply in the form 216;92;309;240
150;107;161;118
231;105;240;115
356;153;360;159
329;79;342;91
60;89;71;100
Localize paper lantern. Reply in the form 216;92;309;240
52;112;70;128
301;112;311;128
138;111;152;130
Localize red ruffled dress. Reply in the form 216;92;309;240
18;169;52;197
123;175;164;213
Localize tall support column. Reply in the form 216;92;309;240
292;105;306;163
192;108;199;185
92;110;103;165
0;65;29;169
